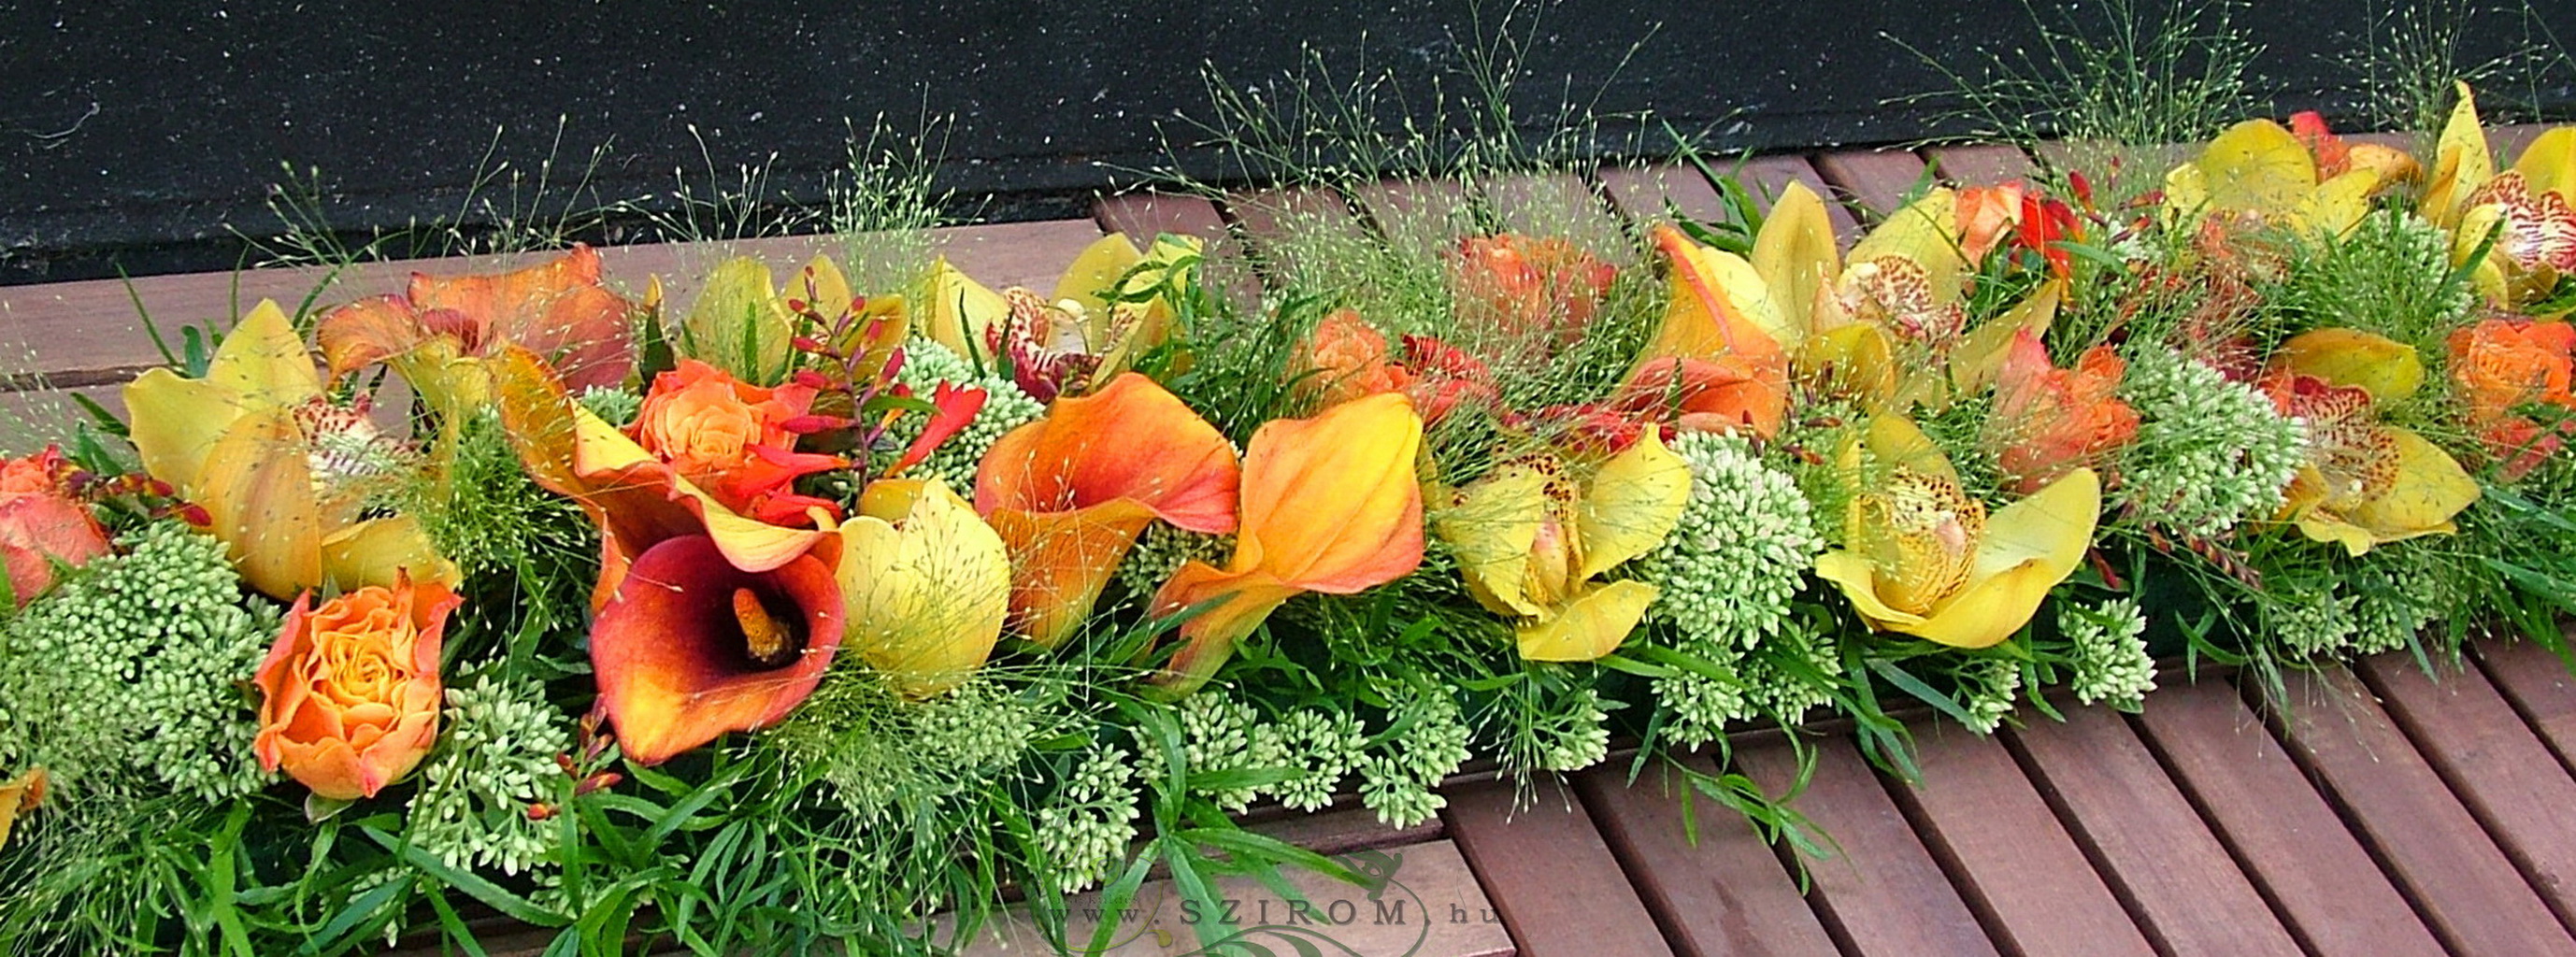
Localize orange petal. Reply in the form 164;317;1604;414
591;535;843;765
410;245;637;390
1148;562;1303;695
1232;391;1425;593
974;372;1240;530
314;295;433;382
986;500;1158;648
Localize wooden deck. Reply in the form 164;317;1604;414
7;130;2574;957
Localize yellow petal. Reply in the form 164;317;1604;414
2424;83;2495;227
2514;127;2576;203
2162;161;2212;224
1517;580;1658;662
677;258;794;381
1052;233;1147;321
1912;467;2098;649
322;515;462;593
2294;511;2380;558
1848;188;1967;301
1642;225;1794;361
1798;321;1900;406
1434;465;1551;618
1753;180;1840;336
839;478;1010;697
921;256;1010;360
1574;428;1691;580
195;407;323;599
208;300;324;407
1951;279;2064;395
1812;549;1923;632
2276;328;2425;402
2344;428;2478;546
122;370;245;493
2196;120;2318;216
1864;415;1960;486
2296;168;2382;239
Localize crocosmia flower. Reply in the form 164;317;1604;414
1985;331;2140;493
253;573;461;800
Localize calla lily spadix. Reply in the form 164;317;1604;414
493;347;843;764
975;372;1240;648
1436;427;1691;662
123;299;458;599
1813;417;2100;650
1150;392;1425;695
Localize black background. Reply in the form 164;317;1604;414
4;0;2570;284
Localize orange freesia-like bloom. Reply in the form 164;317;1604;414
0;448;109;607
494;348;843;764
1151;392;1425;693
1451;234;1619;349
976;373;1241;647
1628;225;1790;436
632;359;843;525
1296;308;1416;407
317;245;637;402
2449;318;2576;475
253;574;461;800
1985;331;2140;493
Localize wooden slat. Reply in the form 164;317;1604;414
2356;653;2576;930
1736;155;1860;240
2494;124;2557;163
1479;173;1627;255
1221;186;1367;282
1888;728;2156;957
1238;803;1445;859
1091;193;1229;243
1736;736;2001;956
2128;679;2445;957
929;219;1113;293
2261;668;2576;955
1594;164;1738;229
1810;149;1928;223
1572;755;1839;957
1444;777;1673;957
1924;145;2036;186
956;839;1512;957
2006;702;2304;956
2471;636;2576;776
1349;179;1472;261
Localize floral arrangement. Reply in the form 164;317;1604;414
3;80;2575;955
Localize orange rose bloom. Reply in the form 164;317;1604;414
1297;308;1415;407
0;447;109;607
632;359;842;524
2449;318;2575;475
1452;234;1618;349
253;575;462;800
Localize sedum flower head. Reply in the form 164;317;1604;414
408;669;574;876
2116;349;2309;537
1537;688;1612;773
1635;432;1822;647
1957;658;2023;735
1035;741;1142;894
1354;683;1469;827
2351;557;2446;655
0;521;277;804
1179;689;1272;812
1357;754;1442;828
1274;708;1366;812
2063;598;2156;708
1115;522;1236;599
2268;586;2361;659
884;336;1047;493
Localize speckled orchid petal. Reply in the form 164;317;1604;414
2295;427;2479;556
591;535;844;766
1152;392;1424;693
837;478;1011;697
1848;188;1967;300
2277;328;2426;403
976;372;1240;647
1816;467;2100;649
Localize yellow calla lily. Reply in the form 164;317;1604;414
1436;429;1691;662
838;478;1011;697
1812;417;2099;650
122;301;458;600
2163;119;2404;239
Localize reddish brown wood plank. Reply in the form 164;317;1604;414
929;219;1113;293
2471;636;2576;776
1092;192;1229;243
1810;149;1929;223
2006;702;2304;956
1595;164;1737;228
2129;678;2445;957
2357;653;2576;929
1736;155;1860;240
2495;124;2557;163
1443;777;1673;957
1889;727;2155;957
1479;174;1627;255
1572;755;1839;957
1735;736;2000;956
2261;667;2576;955
1924;145;2036;186
1350;179;1472;262
1220;186;1367;282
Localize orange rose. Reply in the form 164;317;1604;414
0;447;109;607
253;575;461;800
632;359;842;524
2448;318;2575;476
1452;234;1617;349
1296;308;1415;407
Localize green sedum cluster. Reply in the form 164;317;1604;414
884;336;1047;493
1033;741;1141;894
1956;657;2025;735
2115;348;2309;537
408;669;574;876
2063;598;2156;707
1637;432;1823;646
0;521;276;804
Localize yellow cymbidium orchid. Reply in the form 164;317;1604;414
676;254;904;384
2423;82;2498;229
917;233;1205;393
1752;183;1999;410
1813;417;2099;650
2162;119;2410;239
124;301;458;600
1436;429;1691;663
838;478;1011;697
2259;332;2478;556
2439;95;2576;308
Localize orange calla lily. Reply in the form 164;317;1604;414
975;372;1240;647
123;300;457;599
1629;225;1790;436
493;346;843;764
1150;392;1425;693
0;767;44;850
